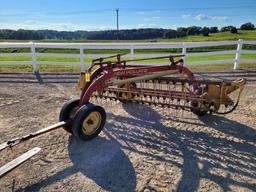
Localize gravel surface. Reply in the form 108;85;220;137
0;70;255;192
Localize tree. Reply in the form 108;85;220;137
210;27;218;33
186;26;201;35
163;29;177;39
240;22;255;30
230;27;237;34
176;27;187;37
201;27;210;36
0;23;254;40
220;26;235;32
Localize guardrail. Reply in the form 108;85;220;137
0;39;256;72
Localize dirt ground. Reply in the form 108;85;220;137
0;70;255;192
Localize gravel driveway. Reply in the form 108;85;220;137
0;70;255;192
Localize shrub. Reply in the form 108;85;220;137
210;27;218;33
240;22;255;30
230;27;237;33
201;27;210;36
220;26;235;32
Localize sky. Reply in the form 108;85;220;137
0;0;255;31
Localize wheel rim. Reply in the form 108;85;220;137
82;111;102;135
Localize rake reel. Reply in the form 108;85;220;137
71;54;245;139
0;54;245;177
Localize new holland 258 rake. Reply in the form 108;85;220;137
0;54;245;177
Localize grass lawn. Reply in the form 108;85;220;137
1;63;255;73
0;53;255;72
161;30;256;42
0;53;255;63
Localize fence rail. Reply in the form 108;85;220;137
0;39;255;72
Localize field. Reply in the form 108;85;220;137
0;70;255;191
0;51;256;72
162;30;256;42
1;30;256;43
0;30;256;72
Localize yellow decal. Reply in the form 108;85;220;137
85;72;91;82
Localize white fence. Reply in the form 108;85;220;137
0;39;256;72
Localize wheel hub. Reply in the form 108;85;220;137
82;111;102;135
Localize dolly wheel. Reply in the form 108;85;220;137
59;99;80;133
72;103;106;141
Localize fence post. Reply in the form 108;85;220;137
130;45;134;64
30;42;37;72
182;43;186;66
234;39;243;70
80;46;85;72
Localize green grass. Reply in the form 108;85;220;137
0;53;255;63
1;62;255;73
188;53;256;62
0;64;80;72
188;63;256;71
0;53;255;72
160;30;256;42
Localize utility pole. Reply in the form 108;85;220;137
116;8;119;40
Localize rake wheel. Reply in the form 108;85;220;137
59;99;80;133
72;103;106;141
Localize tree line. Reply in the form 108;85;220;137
0;22;254;40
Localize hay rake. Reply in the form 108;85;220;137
0;54;245;177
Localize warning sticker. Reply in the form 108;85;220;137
85;73;91;82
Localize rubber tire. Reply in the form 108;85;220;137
59;99;80;133
72;103;106;141
191;88;208;116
